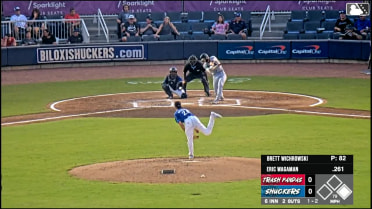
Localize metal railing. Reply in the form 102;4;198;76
97;8;109;43
1;18;90;44
259;5;272;40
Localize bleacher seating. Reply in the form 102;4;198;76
173;22;191;34
149;12;166;25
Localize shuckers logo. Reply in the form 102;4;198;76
226;45;254;55
258;45;287;55
292;45;322;54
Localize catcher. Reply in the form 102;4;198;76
162;66;187;99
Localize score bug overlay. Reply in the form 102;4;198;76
261;155;353;205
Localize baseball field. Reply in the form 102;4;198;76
1;62;370;208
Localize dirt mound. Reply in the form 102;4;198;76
68;157;261;183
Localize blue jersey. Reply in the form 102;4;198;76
174;108;194;123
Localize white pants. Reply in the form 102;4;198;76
184;113;216;156
169;86;185;97
213;71;227;100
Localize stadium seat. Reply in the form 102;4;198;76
298;33;316;39
283;33;298;39
126;36;142;42
166;11;182;23
158;34;175;41
135;12;150;23
285;21;304;33
210;34;226;40
202;11;219;23
190;22;211;34
316;33;330;39
176;33;192;40
304;21;321;33
149;12;166;25
173;22;191;33
241;11;251;22
305;10;325;22
141;34;158;41
192;33;210;40
226;33;242;40
185;11;203;23
288;10;306;22
324;10;339;22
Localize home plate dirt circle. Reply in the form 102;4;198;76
50;90;324;118
68;157;261;183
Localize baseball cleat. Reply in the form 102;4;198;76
211;111;223;118
189;155;194;160
205;91;210;97
212;99;219;104
219;97;224;101
167;95;173;99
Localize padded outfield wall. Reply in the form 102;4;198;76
1;40;370;67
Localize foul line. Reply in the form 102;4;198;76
1;107;146;126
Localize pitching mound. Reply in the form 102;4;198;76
69;157;261;183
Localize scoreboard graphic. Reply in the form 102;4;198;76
261;155;353;205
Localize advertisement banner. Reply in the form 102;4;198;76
254;41;290;59
36;44;146;63
291;41;329;59
183;1;362;12
218;41;254;59
2;1;182;16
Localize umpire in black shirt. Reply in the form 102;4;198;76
183;54;210;96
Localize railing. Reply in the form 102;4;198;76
1;18;89;44
97;8;109;43
259;5;272;40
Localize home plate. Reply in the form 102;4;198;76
181;160;201;163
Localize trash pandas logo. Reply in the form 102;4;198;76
258;45;287;55
292;45;321;55
346;3;370;16
226;45;254;55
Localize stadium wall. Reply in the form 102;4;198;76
1;40;370;68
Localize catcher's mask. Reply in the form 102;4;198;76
200;53;209;63
169;66;178;79
188;55;198;67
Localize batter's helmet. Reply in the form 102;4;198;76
188;55;198;67
200;53;209;62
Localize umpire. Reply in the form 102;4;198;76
183;54;210;96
